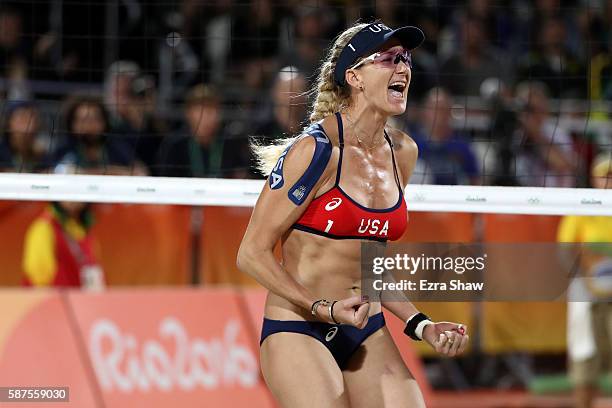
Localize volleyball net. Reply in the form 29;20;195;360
0;173;611;215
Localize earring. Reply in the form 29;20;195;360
359;84;364;91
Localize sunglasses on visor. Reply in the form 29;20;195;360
350;48;412;70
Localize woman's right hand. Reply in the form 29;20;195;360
317;296;370;328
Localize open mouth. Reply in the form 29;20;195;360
388;81;406;99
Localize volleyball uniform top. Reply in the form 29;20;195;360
291;112;408;242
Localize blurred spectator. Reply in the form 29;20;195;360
604;0;612;48
578;2;612;119
463;0;516;50
157;10;199;104
180;0;216;41
0;6;26;75
407;0;455;61
559;99;600;187
518;17;587;98
255;66;307;139
589;50;612;105
22;201;104;289
241;66;308;178
279;5;330;84
104;61;141;128
231;0;281;89
0;102;51;172
196;0;233;85
439;13;514;96
114;4;166;72
114;73;169;175
400;3;443;101
30;2;105;82
559;152;612;408
512;81;577;187
408;87;480;185
54;2;105;81
157;84;238;177
0;6;29;98
361;0;407;29
53;95;146;175
484;78;521;186
175;0;240;87
104;61;170;173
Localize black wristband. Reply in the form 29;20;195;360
404;312;430;341
330;300;339;324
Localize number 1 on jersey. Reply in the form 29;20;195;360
325;220;333;233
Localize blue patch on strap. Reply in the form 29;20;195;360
268;123;332;204
287;124;332;205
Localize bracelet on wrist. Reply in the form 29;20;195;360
310;299;330;318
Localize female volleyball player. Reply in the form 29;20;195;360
238;21;469;407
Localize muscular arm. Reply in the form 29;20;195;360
237;136;332;312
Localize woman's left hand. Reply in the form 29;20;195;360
422;322;469;357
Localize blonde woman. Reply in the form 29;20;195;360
237;21;469;407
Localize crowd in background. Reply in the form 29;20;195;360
0;0;610;187
3;2;611;396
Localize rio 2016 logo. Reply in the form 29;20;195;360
89;318;258;392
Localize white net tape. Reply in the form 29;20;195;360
1;173;611;216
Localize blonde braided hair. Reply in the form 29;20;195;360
252;22;367;176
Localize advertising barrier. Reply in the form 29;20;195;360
0;290;99;407
0;288;276;408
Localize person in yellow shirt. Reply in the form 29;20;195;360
558;152;612;408
22;201;104;289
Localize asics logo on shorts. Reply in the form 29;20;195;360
325;327;339;342
325;197;342;211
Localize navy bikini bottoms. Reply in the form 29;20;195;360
260;312;385;369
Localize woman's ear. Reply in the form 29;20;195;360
345;69;363;91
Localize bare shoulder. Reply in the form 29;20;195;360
285;133;317;169
386;126;418;159
385;126;418;187
267;126;337;200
